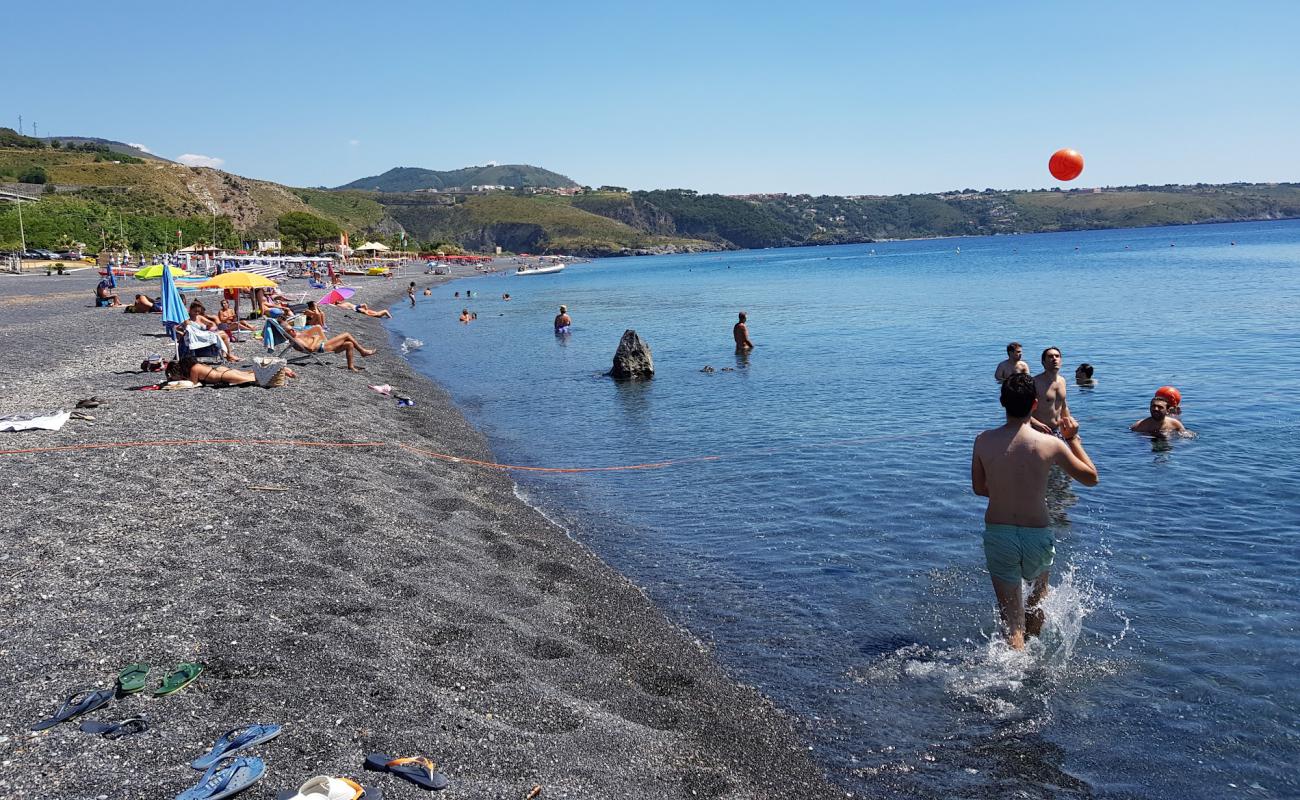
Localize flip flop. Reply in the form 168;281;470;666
363;753;448;790
81;717;150;739
117;663;150;695
278;775;367;799
176;756;265;800
192;723;283;770
31;687;115;731
154;662;204;696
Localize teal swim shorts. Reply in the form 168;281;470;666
983;523;1055;584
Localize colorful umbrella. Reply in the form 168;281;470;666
135;264;188;280
160;257;187;346
319;287;356;305
197;271;277;290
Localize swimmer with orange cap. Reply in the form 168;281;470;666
1131;386;1189;435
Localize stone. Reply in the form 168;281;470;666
610;329;654;380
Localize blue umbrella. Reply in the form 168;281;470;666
160;257;187;344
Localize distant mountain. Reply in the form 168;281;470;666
336;164;579;192
42;136;171;162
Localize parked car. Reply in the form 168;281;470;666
23;250;46;259
35;249;61;259
59;250;81;260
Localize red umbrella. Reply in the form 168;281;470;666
319;287;357;305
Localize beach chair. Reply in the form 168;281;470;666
261;317;325;365
176;321;226;361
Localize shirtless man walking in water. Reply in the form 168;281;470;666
1032;346;1070;433
733;311;754;351
972;373;1098;649
994;342;1029;383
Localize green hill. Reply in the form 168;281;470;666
373;191;717;255
41;136;171;162
3;128;1299;257
336;164;579;192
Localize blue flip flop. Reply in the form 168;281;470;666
176;756;265;800
81;716;150;739
31;687;115;731
192;724;283;770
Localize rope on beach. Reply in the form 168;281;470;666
0;431;939;473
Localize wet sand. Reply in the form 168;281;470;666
0;268;836;799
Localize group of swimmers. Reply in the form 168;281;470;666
977;341;1191;648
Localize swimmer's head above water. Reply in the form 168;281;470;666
1041;346;1062;370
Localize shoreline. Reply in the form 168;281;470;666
0;266;835;799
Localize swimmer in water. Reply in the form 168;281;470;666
1131;394;1188;435
459;308;472;323
1031;347;1070;434
994;342;1030;384
733;311;754;351
972;373;1098;650
1075;363;1096;387
554;305;572;334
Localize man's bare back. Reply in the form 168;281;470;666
971;373;1097;650
972;421;1090;527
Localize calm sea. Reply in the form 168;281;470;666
388;221;1300;799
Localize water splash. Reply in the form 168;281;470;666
856;567;1104;724
400;337;424;354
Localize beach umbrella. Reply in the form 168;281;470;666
197;271;277;290
136;264;189;280
160;257;187;348
319;287;356;305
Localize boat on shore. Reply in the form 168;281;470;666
516;263;565;276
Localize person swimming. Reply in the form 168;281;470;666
554;305;572;334
1131;389;1190;435
1075;363;1096;386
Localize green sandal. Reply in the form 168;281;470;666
154;662;204;697
116;662;151;695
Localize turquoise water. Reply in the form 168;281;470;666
389;221;1300;799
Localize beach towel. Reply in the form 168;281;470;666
0;410;71;432
184;325;227;356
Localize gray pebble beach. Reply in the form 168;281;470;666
0;267;837;799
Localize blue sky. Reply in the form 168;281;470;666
9;0;1298;195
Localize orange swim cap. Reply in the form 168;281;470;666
1155;386;1182;406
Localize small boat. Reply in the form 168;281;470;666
515;263;565;276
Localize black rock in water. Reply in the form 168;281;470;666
610;329;654;379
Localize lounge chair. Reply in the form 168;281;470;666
172;321;225;361
261;317;325;365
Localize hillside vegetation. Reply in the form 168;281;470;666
336;164;579;192
3;130;1299;256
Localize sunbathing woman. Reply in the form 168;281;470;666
165;357;294;387
183;301;239;362
217;299;257;332
254;287;291;318
129;294;161;313
287;325;376;371
353;303;393;319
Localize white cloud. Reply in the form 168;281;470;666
127;142;152;154
176;153;225;168
348;139;361;147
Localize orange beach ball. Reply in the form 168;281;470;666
1049;148;1085;181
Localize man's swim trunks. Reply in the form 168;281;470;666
983;523;1055;584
